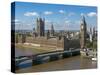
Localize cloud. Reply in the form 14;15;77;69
11;19;21;26
12;19;20;22
74;20;80;25
15;22;21;25
59;10;65;14
81;13;85;16
87;12;97;17
27;24;32;26
44;11;53;15
24;12;38;16
64;17;68;20
45;20;52;30
45;20;51;23
68;12;75;16
14;19;19;22
15;23;33;30
65;20;70;24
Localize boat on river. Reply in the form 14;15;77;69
80;48;97;61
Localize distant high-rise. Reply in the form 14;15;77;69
50;24;55;36
80;16;87;49
89;27;93;42
33;28;35;32
93;27;95;38
36;18;45;36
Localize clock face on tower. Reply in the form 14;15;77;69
81;25;84;29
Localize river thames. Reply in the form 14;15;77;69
15;48;97;73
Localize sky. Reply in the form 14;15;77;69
12;2;97;31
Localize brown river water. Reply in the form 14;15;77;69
16;48;97;73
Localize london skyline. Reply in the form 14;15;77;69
12;2;97;31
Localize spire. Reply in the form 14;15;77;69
81;15;86;25
93;27;95;36
43;18;45;23
89;27;93;42
90;27;92;34
51;23;54;36
51;24;54;31
93;27;95;32
46;30;50;39
39;17;42;22
82;15;85;21
36;18;39;22
33;27;35;32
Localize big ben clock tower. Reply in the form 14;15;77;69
80;16;87;49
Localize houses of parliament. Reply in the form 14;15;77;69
15;16;97;51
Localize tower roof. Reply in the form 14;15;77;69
51;24;54;30
81;15;86;25
36;17;43;22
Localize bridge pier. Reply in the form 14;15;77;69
72;50;80;56
32;56;50;65
41;56;50;63
62;52;71;58
32;57;42;65
58;54;63;59
49;54;60;61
